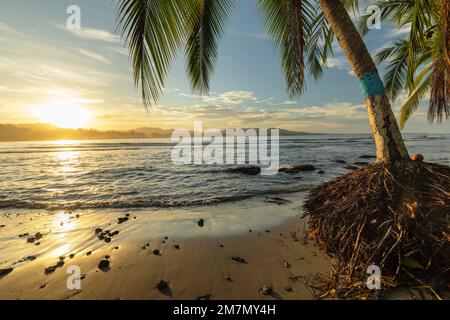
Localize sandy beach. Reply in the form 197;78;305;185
0;193;336;300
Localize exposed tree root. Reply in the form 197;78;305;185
303;160;450;299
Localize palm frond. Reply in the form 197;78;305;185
399;70;432;128
428;4;449;123
260;0;316;97
116;0;191;108
306;10;335;81
375;40;409;101
185;0;235;95
358;0;415;36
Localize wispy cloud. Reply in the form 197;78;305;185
387;23;411;38
0;22;24;36
56;25;120;43
77;49;111;64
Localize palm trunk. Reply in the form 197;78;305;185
317;0;409;162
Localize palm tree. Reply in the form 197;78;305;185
360;0;449;128
116;0;409;162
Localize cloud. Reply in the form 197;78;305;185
57;25;120;43
148;101;368;132
77;49;111;64
387;23;411;38
0;22;23;36
202;91;258;105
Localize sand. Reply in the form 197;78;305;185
0;192;337;300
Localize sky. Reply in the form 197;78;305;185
0;0;448;133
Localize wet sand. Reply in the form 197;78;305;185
0;193;334;300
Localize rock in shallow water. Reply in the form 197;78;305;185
226;166;261;175
279;164;316;173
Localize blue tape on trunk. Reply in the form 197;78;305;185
357;71;385;98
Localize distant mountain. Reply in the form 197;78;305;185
0;124;146;142
134;127;174;138
0;124;314;142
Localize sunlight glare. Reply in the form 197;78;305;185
35;100;91;128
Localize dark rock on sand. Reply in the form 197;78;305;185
318;170;325;174
19;233;29;238
173;245;180;250
98;259;110;272
22;256;36;262
0;268;13;278
156;280;169;291
226;166;261;175
153;249;161;256
232;256;247;264
86;251;92;256
94;228;103;235
104;237;112;243
39;283;46;289
44;266;57;275
196;294;212;300
69;254;75;259
34;232;43;240
285;286;293;292
279;164;316;173
27;237;35;243
355;162;369;166
118;217;129;224
198;219;205;227
345;165;359;170
264;197;292;205
359;155;376;159
259;284;273;296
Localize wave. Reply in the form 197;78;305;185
0;187;309;210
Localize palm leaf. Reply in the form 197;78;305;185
185;0;235;95
375;40;409;101
260;0;316;97
306;10;335;81
428;5;449;123
399;69;432;128
116;0;192;108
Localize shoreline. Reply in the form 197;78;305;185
0;193;334;300
0;193;440;300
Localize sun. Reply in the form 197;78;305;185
35;100;91;129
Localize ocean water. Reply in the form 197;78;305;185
0;134;449;211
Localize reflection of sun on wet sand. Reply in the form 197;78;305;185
0;193;335;300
